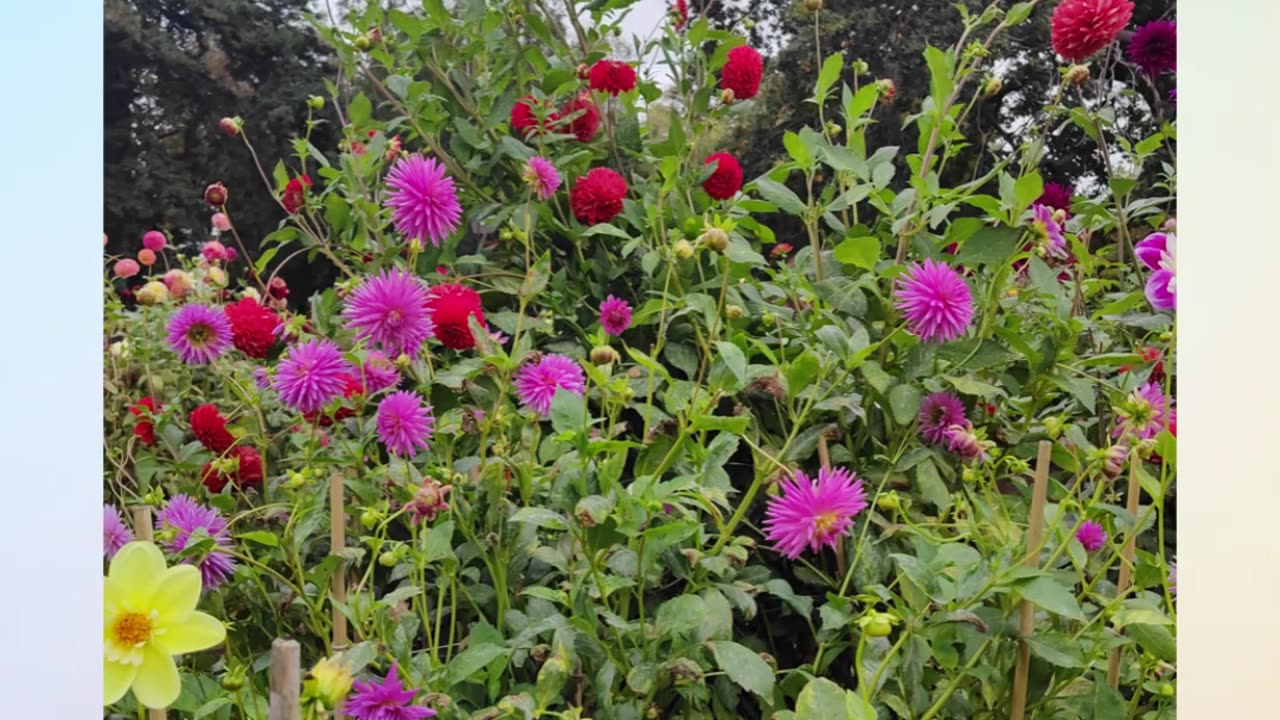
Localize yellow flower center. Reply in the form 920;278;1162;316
112;611;153;647
813;511;840;536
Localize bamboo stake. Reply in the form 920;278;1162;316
329;473;349;720
268;638;302;720
1009;440;1052;720
1107;455;1144;687
130;507;167;720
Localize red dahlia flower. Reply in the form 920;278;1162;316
560;94;600;142
201;445;264;493
1050;0;1134;62
281;175;312;214
129;396;161;445
673;0;689;30
428;282;486;350
721;46;764;100
224;297;280;359
589;59;637;96
511;95;559;137
570;167;628;226
702;153;743;200
190;404;236;454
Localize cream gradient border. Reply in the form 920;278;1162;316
0;0;1271;716
1180;0;1280;715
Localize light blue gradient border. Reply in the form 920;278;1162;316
0;0;102;715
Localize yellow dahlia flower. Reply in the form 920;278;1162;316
104;541;226;708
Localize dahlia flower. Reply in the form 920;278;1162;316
344;662;437;720
945;421;993;462
523;156;561;200
763;466;868;560
570;167;628;225
273;338;350;414
599;295;633;336
427;282;486;350
1075;520;1107;552
281;175;311;214
1127;20;1176;76
137;249;156;267
225;297;280;359
672;0;689;30
114;259;140;279
166;304;233;365
201;445;265;493
376;390;435;457
407;480;452;525
589;59;638;96
1037;182;1074;214
893;259;974;343
561;93;600;142
721;46;764;100
1113;382;1175;441
142;230;167;252
1050;0;1134;62
514;354;587;417
189;404;235;454
104;542;226;708
345;270;435;357
1135;232;1175;311
362;351;401;394
511;96;558;137
129;396;161;445
104;504;134;559
385;155;463;247
918;392;966;444
1030;204;1069;259
702;153;744;200
156;495;237;588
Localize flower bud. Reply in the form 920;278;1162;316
983;76;1002;97
305;656;353;710
725;304;745;320
804;0;823;10
204;182;228;207
698;227;730;253
1006;456;1030;474
114;259;140;279
307;95;325;110
367;27;382;43
268;276;289;299
137;248;156;267
852;59;869;74
590;345;621;365
1162;217;1176;232
394;353;412;369
961;466;979;484
143;230;167;252
876;492;900;512
218;117;242;136
354;35;371;51
360;508;379;529
761;311;775;326
742;18;756;29
1043;416;1063;439
379;550;398;567
1065;64;1090;86
720;88;736;105
876;78;896;103
674;238;695;260
136;281;169;305
577;63;590;80
824;121;842;137
109;340;131;359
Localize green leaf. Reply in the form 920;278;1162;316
550;387;587;434
1006;1;1034;24
923;46;954;110
690;414;750;435
1014;172;1044;211
442;644;509;687
194;698;233;719
238;531;279;547
656;595;706;636
754;178;808;215
1025;634;1085;668
709;341;748;392
795;677;847;720
710;641;775;701
379;584;423;607
955;227;1019;266
348;93;372;127
1128;623;1177;662
1016;576;1086;621
915;460;951;512
944;375;1002;398
784;131;814;169
786;352;822;395
888;384;922;425
510;507;569;530
421;520;455;563
583;223;630;239
816;52;844;99
833;236;881;270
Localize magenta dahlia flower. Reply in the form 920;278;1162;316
156;494;236;588
362;351;401;394
166;303;233;365
1075;520;1107;552
893;259;974;343
344;662;437;720
763;466;868;560
1135;232;1175;311
1037;182;1073;215
272;338;350;414
919;392;967;444
253;367;272;390
599;295;633;336
523;156;561;200
514;354;586;417
376;390;435;457
1030;204;1069;260
945;421;993;462
1127;20;1176;77
345;270;435;357
104;504;133;559
1113;382;1175;441
385;155;462;247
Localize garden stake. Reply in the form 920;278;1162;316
268;638;302;720
1107;455;1144;688
130;506;168;720
1010;440;1051;720
329;471;349;652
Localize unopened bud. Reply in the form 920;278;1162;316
824;121;842;137
698;227;730;253
804;0;823;11
742;18;756;30
577;63;590;80
367;27;382;43
1043;416;1063;439
218;117;242;136
1162;218;1176;232
354;35;371;51
307;95;325;110
395;353;412;369
725;304;745;320
379;550;398;567
876;78;896;103
204;182;228;207
720;88;736;105
674;238;695;260
961;466;979;484
852;59;869;74
983;76;1002;97
1065;64;1090;86
590;345;621;365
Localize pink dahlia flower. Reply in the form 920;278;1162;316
763;466;868;560
1050;0;1134;63
523;156;561;200
514;354;586;417
103;504;133;559
166;303;233;365
142;230;167;252
1113;382;1175;441
1030;204;1069;260
1135;232;1175;311
599;295;633;336
212;212;232;233
376;390;435;457
156;494;236;588
113;259;140;279
919;392;967;444
893;259;974;343
272;338;350;414
362;351;401;394
385;155;462;247
344;269;435;358
1075;520;1107;552
344;661;437;720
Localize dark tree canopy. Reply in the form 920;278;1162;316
105;0;338;288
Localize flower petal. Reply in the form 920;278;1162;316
155;611;226;655
1134;233;1166;270
133;645;181;709
152;564;202;622
108;542;166;606
104;660;138;705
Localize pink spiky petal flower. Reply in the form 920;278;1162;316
385;155;463;247
763;466;868;560
893;259;974;343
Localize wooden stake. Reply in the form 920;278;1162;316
1009;440;1052;720
1107;455;1144;687
329;473;349;719
130;507;167;720
268;638;302;720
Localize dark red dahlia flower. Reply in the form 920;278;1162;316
570;167;628;226
428;282;486;350
1126;20;1176;77
129;396;161;445
721;46;764;100
673;0;689;30
224;297;280;359
304;373;363;426
511;96;559;137
560;94;600;142
589;59;638;96
190;404;236;454
201;445;264;493
268;276;290;300
1050;0;1134;62
1037;182;1074;215
702;153;743;200
281;175;312;214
